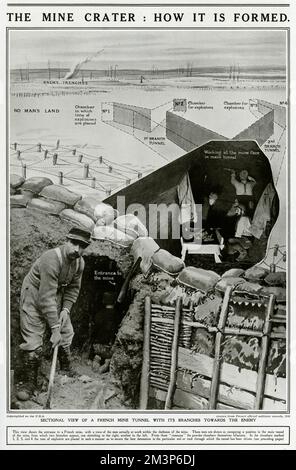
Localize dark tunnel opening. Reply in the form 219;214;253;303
71;254;128;361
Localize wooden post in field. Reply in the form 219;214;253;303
22;163;27;179
72;148;76;156
44;149;48;159
270;263;276;273
58;171;63;185
17;150;21;160
99;156;103;164
91;177;96;188
37;143;42;152
53;153;58;165
84;163;89;178
14;142;17;150
78;154;83;163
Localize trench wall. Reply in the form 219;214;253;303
166;111;226;152
234;109;274;145
113;102;152;132
257;99;286;129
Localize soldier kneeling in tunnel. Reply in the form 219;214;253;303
16;227;91;401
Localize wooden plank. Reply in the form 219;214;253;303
139;296;151;409
215;398;285;411
178;348;286;401
216;403;237;410
224;327;263;338
270;332;286;339
208;286;232;409
165;297;182;410
149;387;236;410
152;304;191;313
176;370;286;411
174;389;208;410
176;370;254;409
262;397;286;411
151;317;276;338
149;385;286;411
270;317;286;323
255;294;275;409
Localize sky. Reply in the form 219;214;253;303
9;30;287;70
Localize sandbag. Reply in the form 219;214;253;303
113;214;148;238
177;266;220;292
234;281;263;295
92;225;135;247
222;268;245;278
260;286;286;302
10;174;25;189
131;237;159;261
131;237;160;275
152;249;185;276
40;184;82;207
215;277;245;292
244;266;269;282
21;177;53;194
28;197;66;215
10;192;33;208
74;196;102;221
264;272;286;287
60;209;95;232
94;203;118;225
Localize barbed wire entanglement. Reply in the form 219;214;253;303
10;141;149;197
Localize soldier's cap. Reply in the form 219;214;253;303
67;227;91;248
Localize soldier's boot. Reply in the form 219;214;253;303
58;346;78;377
16;347;42;401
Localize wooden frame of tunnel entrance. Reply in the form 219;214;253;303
140;287;286;411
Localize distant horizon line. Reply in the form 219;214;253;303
10;64;286;72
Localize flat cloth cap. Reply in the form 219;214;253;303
67;227;91;247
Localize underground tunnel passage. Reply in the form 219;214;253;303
72;250;128;361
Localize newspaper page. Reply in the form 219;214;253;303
0;0;295;452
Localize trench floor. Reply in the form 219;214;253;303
13;356;110;411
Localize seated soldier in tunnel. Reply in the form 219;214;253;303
16;227;91;401
223;203;253;261
230;169;256;217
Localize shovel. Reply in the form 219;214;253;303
43;314;67;410
43;344;59;410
